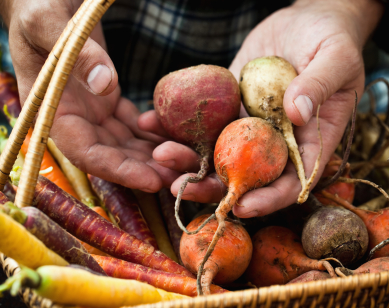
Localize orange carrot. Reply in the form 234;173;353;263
20;127;78;198
92;255;227;297
245;226;337;287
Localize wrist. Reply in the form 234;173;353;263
293;0;384;48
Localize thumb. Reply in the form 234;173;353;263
72;36;118;96
283;45;363;126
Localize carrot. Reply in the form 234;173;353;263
47;138;98;206
12;173;194;277
245;226;338;287
0;265;188;307
88;175;158;248
0;49;21;119
0;207;68;268
159;188;184;263
133;189;178;262
20;127;78;199
321;190;389;259
0;199;105;274
92;254;227;297
180;214;252;295
287;271;331;284
194;117;288;294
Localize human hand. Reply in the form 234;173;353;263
1;0;175;192
139;0;383;215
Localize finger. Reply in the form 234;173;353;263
51;114;163;192
115;98;169;144
138;110;171;139
15;3;117;98
153;141;201;173
147;159;183;188
171;173;227;203
284;39;363;126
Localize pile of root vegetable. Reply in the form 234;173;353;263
1;55;389;308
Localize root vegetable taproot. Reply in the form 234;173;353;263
133;189;178;262
301;203;368;266
88;175;158;249
245;226;337;287
153;64;241;234
180;214;253;295
239;56;317;203
47;138;98;207
11;173;193;277
0;206;68;268
159;188;184;263
92;254;227;297
0;200;105;274
21;127;78;199
194;117;287;294
320;191;389;259
0;265;188;308
287;270;331;284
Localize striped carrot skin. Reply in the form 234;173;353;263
159;188;183;263
33;175;194;278
0;192;105;274
88;175;158;249
93;255;227;297
0;71;21;118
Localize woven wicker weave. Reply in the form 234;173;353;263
1;0;389;308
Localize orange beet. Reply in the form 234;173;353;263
246;226;337;287
180;214;252;292
193;117;288;294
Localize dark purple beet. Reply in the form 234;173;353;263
302;205;368;266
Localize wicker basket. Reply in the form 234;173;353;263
1;0;389;308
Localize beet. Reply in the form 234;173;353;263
302;204;368;266
153;65;241;235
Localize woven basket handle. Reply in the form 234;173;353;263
0;0;114;207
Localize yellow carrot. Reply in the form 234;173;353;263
1;265;188;308
0;210;68;268
132;190;179;262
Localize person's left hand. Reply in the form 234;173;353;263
138;0;383;217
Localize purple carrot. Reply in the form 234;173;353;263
22;175;194;278
0;193;106;275
88;175;158;249
3;182;16;202
159;188;183;263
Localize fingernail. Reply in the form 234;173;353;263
87;64;112;94
156;160;175;169
293;95;313;124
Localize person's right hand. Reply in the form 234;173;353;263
0;0;179;192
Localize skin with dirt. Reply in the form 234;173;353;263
154;64;241;151
301;206;368;265
239;56;310;203
180;214;252;292
245;226;337;287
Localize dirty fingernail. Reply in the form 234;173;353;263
87;64;112;94
294;95;313;124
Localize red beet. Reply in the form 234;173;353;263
153;65;241;235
